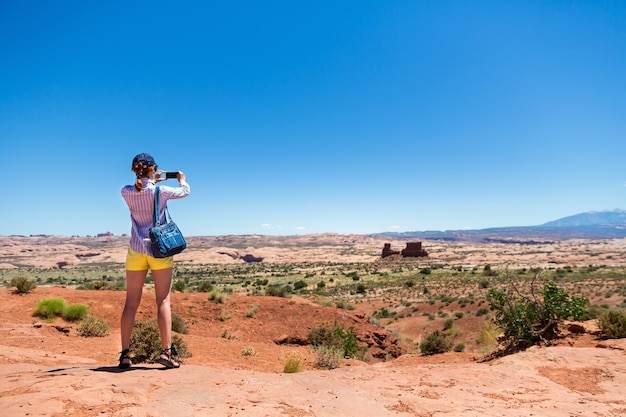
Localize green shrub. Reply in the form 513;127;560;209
208;289;225;303
77;316;110;337
419;330;452;355
171;313;189;334
246;303;259;318
265;284;292;298
443;317;454;330
283;351;304;373
293;280;308;291
597;309;626;339
197;281;214;292
453;340;466;352
487;280;589;349
307;322;359;359
62;304;90;321
33;297;68;321
173;279;187;292
10;276;37;294
129;319;190;364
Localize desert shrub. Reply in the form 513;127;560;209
62;304;90;321
217;309;232;321
335;299;355;310
265;284;292;298
307;322;359;359
313;345;343;370
208;289;225;303
453;340;466;352
443;317;454;330
478;279;490;289
356;284;366;294
293;280;308;291
283;351;304;373
487;279;589;349
475;308;490;316
419;330;452;355
77;316;110;337
33;297;68;321
597;309;626;339
173;279;187;292
197;281;214;292
483;265;498;277
171;313;188;334
10;275;37;294
246;303;259;318
241;347;258;356
129;319;189;364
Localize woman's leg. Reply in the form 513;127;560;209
120;269;148;363
152;267;179;366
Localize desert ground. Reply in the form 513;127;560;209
1;234;626;416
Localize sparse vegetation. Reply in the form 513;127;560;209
241;347;258;356
62;304;89;321
10;275;37;294
419;330;452;355
129;319;189;364
246;303;259;318
597;309;626;339
77;316;110;337
313;345;343;369
171;313;189;334
487;275;590;349
209;289;226;303
283;351;305;373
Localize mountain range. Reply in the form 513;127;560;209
374;209;626;242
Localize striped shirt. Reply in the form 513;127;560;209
121;178;191;256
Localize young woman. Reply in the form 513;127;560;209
119;153;190;369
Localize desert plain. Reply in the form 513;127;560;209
1;233;626;417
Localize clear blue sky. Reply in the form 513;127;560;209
1;1;625;236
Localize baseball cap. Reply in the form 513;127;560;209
132;153;156;166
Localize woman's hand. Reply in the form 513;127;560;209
155;170;166;183
177;171;187;183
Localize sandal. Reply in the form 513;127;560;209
157;346;180;369
118;349;132;369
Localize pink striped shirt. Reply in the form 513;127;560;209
121;178;190;256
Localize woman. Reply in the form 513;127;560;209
119;153;190;369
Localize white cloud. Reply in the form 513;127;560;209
260;223;282;230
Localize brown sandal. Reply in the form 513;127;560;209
157;346;180;369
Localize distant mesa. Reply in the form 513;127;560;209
382;242;428;258
97;232;115;237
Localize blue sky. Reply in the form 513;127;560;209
1;1;625;236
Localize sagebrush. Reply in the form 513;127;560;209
77;316;110;337
129;319;190;364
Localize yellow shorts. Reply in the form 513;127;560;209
125;247;174;271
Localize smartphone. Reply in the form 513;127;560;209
165;172;178;179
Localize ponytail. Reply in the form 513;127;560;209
134;178;143;192
131;161;155;191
